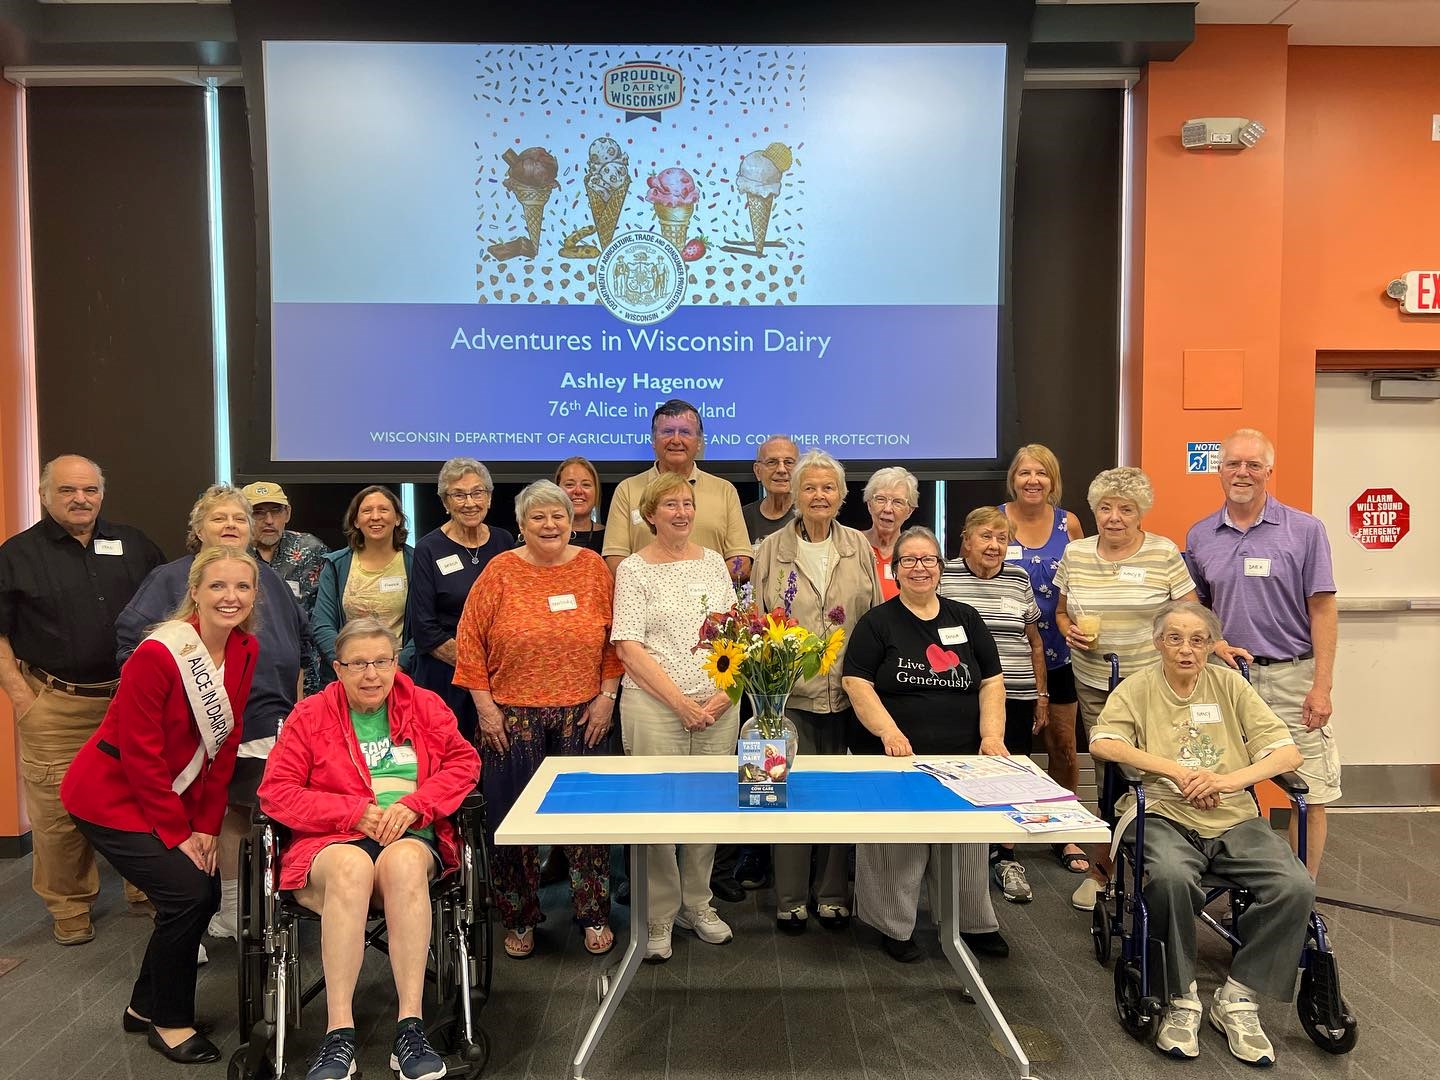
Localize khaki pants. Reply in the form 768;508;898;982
16;671;145;919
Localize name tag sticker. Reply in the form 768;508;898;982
939;626;968;646
1117;565;1148;585
1244;558;1271;577
389;745;417;765
379;576;405;593
288;579;302;598
548;593;578;613
436;554;464;575
93;539;124;555
1005;545;1023;562
883;562;895;580
1190;704;1222;725
1002;598;1026;618
630;508;644;526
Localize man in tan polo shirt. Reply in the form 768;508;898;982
602;398;753;581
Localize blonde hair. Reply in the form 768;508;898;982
961;506;1010;549
1006;444;1063;506
1087;467;1154;515
1222;428;1275;468
185;484;254;554
637;472;693;535
167;546;261;634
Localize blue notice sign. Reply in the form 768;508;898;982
1187;442;1221;474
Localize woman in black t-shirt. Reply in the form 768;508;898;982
841;526;1011;963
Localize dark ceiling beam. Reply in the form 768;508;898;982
1029;2;1196;67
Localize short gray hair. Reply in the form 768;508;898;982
1222;428;1275;468
1152;600;1222;644
335;616;400;659
864;466;919;507
186;484;254;554
515;479;573;525
39;454;106;495
892;525;942;577
437;457;492;498
793;449;846;495
755;434;798;461
1087;467;1154;515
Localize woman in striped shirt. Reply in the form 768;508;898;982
940;507;1047;904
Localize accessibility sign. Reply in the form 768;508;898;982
1186;441;1221;474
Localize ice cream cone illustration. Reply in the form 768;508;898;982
501;147;559;254
584;136;631;251
645;167;700;251
736;142;792;255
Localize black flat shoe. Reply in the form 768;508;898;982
881;934;923;963
710;876;745;904
147;1026;221;1064
960;930;1010;958
124;1011;211;1035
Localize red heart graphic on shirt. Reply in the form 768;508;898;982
926;643;960;673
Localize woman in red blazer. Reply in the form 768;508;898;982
62;546;259;1066
258;615;480;1080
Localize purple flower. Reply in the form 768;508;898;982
782;570;798;617
827;605;846;627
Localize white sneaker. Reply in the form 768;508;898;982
645;921;672;963
197;941;209;965
1156;999;1202;1059
675;905;733;945
206;907;238;940
1210;987;1275;1066
992;859;1033;904
1071;877;1103;911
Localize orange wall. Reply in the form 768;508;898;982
1134;27;1440;541
0;78;28;844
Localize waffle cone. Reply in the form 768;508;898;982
746;193;775;255
652;202;695;249
509;183;553;250
586;180;630;249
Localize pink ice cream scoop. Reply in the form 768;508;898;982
644;167;700;207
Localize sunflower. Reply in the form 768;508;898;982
817;628;846;675
703;639;746;690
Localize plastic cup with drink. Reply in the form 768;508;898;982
1071;599;1102;650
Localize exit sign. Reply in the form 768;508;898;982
1400;270;1440;314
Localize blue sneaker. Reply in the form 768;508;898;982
305;1031;358;1080
391;1023;447;1080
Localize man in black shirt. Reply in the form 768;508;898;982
0;454;164;945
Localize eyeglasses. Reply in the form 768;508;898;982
1160;633;1212;649
657;426;698;440
1220;460;1268;474
870;496;911;510
760;457;797;469
897;555;940;569
446;488;492;503
335;657;398;674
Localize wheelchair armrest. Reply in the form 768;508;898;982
1270;770;1310;797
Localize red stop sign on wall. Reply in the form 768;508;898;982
1348;488;1410;550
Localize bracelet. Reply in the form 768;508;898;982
600;689;618;701
1037;692;1050;699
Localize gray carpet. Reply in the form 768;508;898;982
1;813;1437;1080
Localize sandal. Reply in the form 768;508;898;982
1054;844;1092;875
583;924;615;956
504;927;535;959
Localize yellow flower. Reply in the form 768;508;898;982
704;639;745;690
817;628;845;675
764;615;791;644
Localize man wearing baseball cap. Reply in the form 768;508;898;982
242;482;328;692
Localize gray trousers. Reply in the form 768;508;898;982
773;706;852;911
855;842;997;940
1130;815;1314;1001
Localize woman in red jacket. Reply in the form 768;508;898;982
258;616;481;1080
62;546;260;1065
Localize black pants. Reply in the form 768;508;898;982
72;816;219;1027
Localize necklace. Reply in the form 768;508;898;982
449;523;487;564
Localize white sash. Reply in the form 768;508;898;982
147;621;236;795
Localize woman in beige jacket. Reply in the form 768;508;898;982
751;449;883;933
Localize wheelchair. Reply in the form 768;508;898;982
1087;654;1358;1056
230;789;495;1080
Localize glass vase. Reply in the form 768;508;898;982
740;689;799;779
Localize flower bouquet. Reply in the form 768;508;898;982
695;568;845;805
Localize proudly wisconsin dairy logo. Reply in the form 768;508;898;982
603;63;683;121
595;231;686;325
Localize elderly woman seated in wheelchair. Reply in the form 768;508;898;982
257;617;482;1080
1087;600;1317;1066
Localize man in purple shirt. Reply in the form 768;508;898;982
1185;429;1339;876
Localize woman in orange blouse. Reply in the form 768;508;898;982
453;480;623;960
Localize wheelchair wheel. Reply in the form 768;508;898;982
1297;953;1358;1054
459;1027;491;1071
1114;960;1161;1043
1091;905;1112;965
228;1044;276;1080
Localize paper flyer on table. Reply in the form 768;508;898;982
1003;803;1105;834
913;758;1077;807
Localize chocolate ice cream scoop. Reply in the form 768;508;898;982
503;146;558;189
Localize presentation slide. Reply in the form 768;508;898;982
264;41;1006;463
